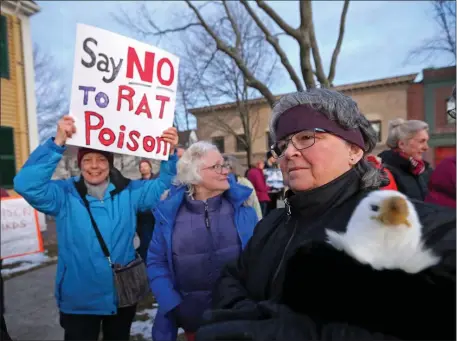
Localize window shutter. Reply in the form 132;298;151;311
0;126;16;188
0;15;9;79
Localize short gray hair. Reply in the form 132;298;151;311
269;89;382;189
386;118;429;149
174;141;219;193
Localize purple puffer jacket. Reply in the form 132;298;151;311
171;194;241;332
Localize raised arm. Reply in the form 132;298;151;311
14;116;75;216
135;127;179;212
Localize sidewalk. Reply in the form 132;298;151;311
4;264;62;340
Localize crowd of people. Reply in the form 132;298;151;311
0;87;455;341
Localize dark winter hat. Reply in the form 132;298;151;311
275;104;365;150
77;147;114;168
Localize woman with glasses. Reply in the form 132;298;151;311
146;141;258;341
196;89;455;341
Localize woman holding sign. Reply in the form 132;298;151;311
14;116;179;341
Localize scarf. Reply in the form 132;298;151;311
394;149;425;176
85;179;110;200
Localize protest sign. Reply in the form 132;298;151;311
68;24;180;160
1;196;44;260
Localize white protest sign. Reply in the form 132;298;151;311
68;24;180;160
1;197;44;260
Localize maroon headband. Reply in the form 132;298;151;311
275;105;365;150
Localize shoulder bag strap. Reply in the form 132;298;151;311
81;196;113;267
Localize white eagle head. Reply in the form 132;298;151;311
365;190;416;229
326;190;439;273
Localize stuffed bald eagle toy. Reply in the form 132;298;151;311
326;190;440;273
282;190;455;341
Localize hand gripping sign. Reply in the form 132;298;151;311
1;196;44;260
67;24;180;160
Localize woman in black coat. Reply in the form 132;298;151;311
195;89;455;341
378;118;432;201
0;263;12;341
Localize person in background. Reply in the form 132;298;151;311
264;152;285;214
176;144;186;159
136;159;159;261
0;189;12;341
14;115;179;341
0;188;9;198
147;141;258;341
425;86;456;208
151;145;185;180
196;89;455;341
246;160;270;217
139;159;158;180
223;155;262;220
425;155;456;208
378;119;432;201
365;155;397;190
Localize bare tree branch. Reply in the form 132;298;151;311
222;1;242;50
302;0;327;88
240;0;304;91
116;0;350;111
33;44;68;143
172;3;276;164
184;0;277;106
255;0;299;39
406;0;456;65
328;0;350;85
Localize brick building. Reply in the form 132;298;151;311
191;74;417;168
407;66;456;167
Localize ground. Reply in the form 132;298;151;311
3;217;185;340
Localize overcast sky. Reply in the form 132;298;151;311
31;1;454;129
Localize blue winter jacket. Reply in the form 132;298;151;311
147;174;259;341
13;138;177;315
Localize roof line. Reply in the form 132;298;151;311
189;73;418;115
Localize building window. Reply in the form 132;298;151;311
212;136;225;153
0;126;16;188
370;120;382;142
236;134;247;152
0;15;9;79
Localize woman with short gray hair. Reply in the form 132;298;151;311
379;118;432;200
146;141;258;341
197;88;455;341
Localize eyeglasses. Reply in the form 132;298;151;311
270;128;325;159
202;163;231;174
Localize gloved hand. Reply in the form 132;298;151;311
171;304;202;332
320;323;399;341
196;302;318;341
201;300;263;326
